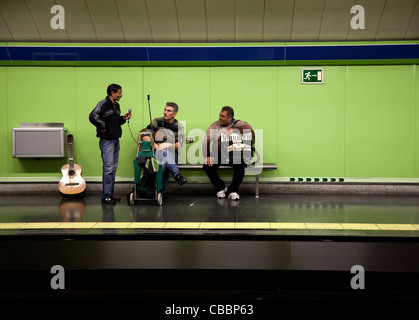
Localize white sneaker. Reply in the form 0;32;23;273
216;188;227;199
228;192;240;200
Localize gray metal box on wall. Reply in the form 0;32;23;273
12;123;67;158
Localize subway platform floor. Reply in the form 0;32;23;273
1;192;419;315
0;192;418;237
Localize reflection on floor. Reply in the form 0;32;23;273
0;193;418;237
1;192;419;313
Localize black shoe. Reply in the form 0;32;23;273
111;196;121;202
102;197;115;205
174;173;187;185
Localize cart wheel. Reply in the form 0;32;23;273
157;192;163;206
129;192;135;206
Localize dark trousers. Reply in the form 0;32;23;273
203;163;246;194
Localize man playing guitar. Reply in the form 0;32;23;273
142;102;187;197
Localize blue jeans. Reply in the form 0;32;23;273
99;138;120;200
155;149;179;193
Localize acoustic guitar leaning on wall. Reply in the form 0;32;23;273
58;134;86;196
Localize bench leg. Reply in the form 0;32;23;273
255;174;259;198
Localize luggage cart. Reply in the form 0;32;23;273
128;134;163;206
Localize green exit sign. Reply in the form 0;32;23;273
301;68;324;84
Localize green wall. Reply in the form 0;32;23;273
1;64;418;182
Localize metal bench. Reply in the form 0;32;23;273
177;163;277;198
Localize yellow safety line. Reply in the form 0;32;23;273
0;222;418;231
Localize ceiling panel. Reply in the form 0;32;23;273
376;0;418;40
0;0;41;42
85;0;125;42
0;12;13;42
263;0;294;42
235;0;264;42
319;0;355;41
206;0;235;42
146;0;180;42
406;2;419;39
116;0;152;42
176;0;207;42
25;0;69;42
0;0;417;43
291;0;325;41
59;0;97;42
347;0;387;41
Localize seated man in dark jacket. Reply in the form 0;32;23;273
203;106;254;200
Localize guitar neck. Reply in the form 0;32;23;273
68;142;74;171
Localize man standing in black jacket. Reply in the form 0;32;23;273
89;84;132;204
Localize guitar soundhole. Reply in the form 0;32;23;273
68;170;75;176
